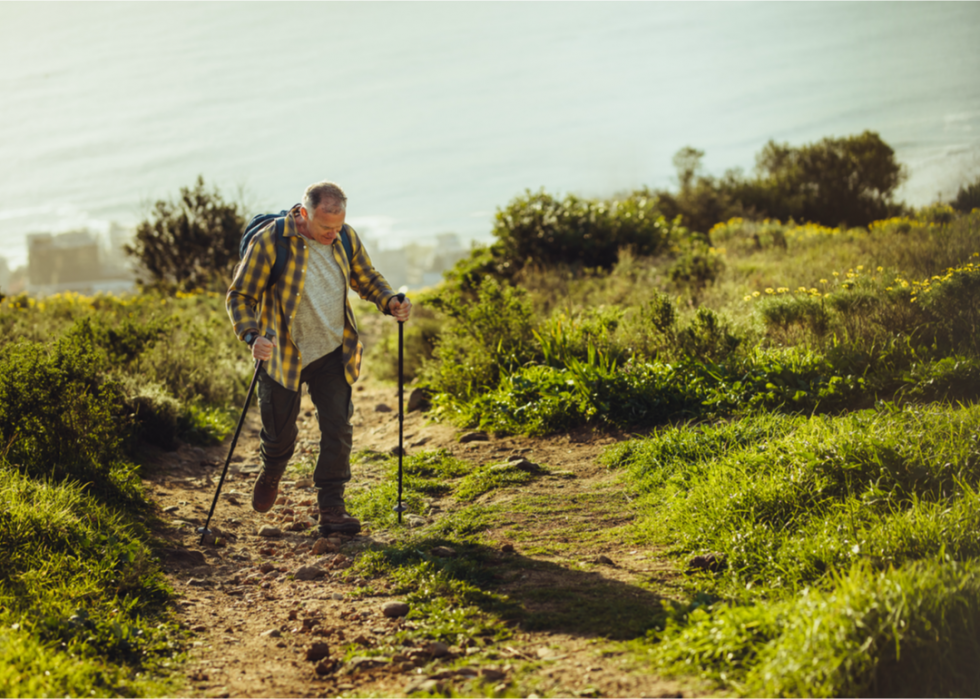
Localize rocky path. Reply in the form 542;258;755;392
143;377;697;698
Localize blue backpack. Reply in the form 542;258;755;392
240;205;355;288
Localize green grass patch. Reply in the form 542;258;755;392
646;559;980;697
0;465;184;698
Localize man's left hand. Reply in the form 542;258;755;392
389;295;412;322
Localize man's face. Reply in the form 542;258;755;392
302;205;346;246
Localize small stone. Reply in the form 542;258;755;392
389;445;405;457
163;505;180;513
187;578;210;587
258;562;275;574
405;514;427;528
423;641;450;658
257;526;282;538
407;679;446;695
294;565;326;581
294;477;314;488
314;661;331;675
407;388;430;412
481;668;506;681
260;628;281;638
459;431;489;443
509;458;541;472
305;641;331;662
331;592;345;600
430;546;457;558
687;552;726;573
597;555;615;566
501;543;515;553
374;404;393;413
221;490;244;500
312;538;338;555
191;624;207;632
382;601;410;618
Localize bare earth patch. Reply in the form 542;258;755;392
143;373;706;698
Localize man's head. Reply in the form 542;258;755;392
300;181;347;245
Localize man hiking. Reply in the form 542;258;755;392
226;181;411;536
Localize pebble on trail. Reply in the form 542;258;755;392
305;642;331;662
382;601;410;618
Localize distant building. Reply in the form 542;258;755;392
26;228;136;296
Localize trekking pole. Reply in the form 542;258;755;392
392;293;407;524
198;330;275;546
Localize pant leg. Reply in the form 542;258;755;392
302;348;353;508
257;368;302;471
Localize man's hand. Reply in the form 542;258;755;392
252;335;276;362
389;295;412;322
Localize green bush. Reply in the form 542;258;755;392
951;175;980;213
490;189;678;275
125;175;247;292
423;277;536;400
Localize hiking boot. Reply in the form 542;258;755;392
317;505;361;536
252;464;286;513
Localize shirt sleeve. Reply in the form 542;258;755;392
346;226;396;311
226;223;275;340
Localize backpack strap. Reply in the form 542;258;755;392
267;213;290;289
340;224;355;265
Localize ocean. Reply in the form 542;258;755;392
1;1;978;272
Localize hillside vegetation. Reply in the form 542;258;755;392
2;131;980;696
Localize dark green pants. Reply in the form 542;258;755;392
256;347;352;509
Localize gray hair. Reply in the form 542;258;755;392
304;181;347;213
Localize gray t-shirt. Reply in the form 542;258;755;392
292;239;347;368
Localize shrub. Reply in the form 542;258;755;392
0;330;138;505
951;175;980;213
423;277;535;400
125;175;246;292
491;189;677;275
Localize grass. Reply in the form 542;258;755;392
0;466;185;698
602;402;980;695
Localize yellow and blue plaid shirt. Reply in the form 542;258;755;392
226;204;396;391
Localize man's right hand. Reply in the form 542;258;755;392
252;336;276;362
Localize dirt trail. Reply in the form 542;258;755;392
144;374;698;698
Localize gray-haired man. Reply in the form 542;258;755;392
227;181;411;535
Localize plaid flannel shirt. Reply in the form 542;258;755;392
226;204;396;391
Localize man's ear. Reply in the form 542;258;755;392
299;206;309;220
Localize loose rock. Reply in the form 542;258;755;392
312;538;338;555
382;601;410;618
500;543;515;553
407;388;431;412
257;526;282;538
405;514;427;528
294;565;326;581
597;555;615;566
260;629;281;638
305;641;331;662
294;477;314;488
423;641;451;658
430;546;457;558
687;552;726;573
163;505;180;513
459;431;489;443
314;661;332;676
374;404;393;413
407;679;446;695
